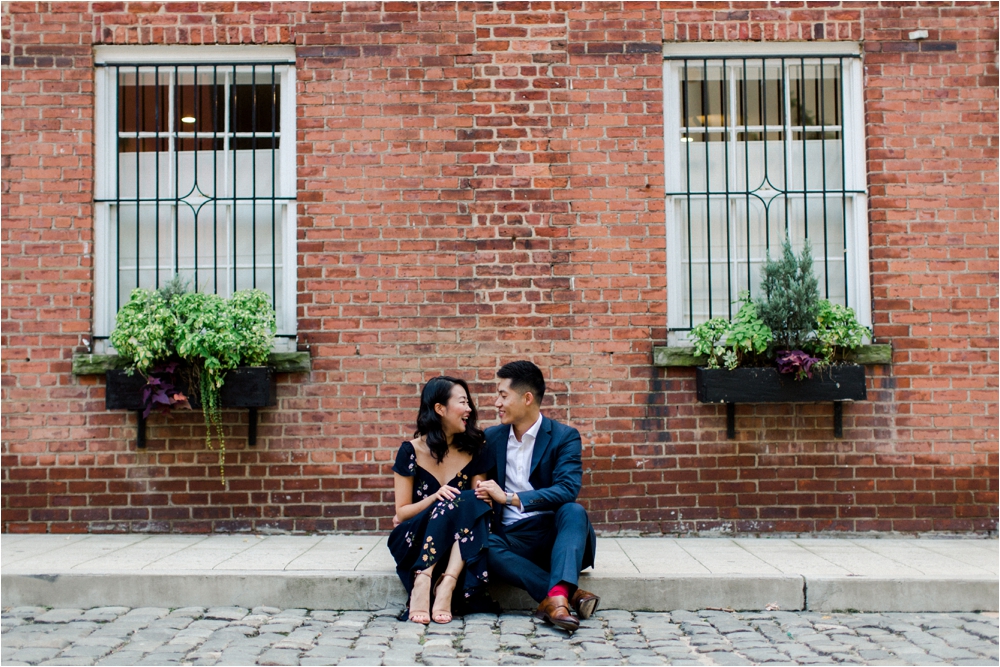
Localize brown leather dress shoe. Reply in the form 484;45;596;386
534;595;580;632
570;588;600;620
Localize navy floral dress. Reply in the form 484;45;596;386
387;441;494;613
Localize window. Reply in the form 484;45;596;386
93;47;297;348
663;43;870;339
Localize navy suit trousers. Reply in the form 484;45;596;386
487;502;591;603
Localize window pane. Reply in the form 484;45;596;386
114;202;284;305
117;69;170;135
231;82;281;135
117;68;281;152
672;57;854;330
680;63;727;143
736;63;784;129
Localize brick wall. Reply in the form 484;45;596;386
2;1;997;534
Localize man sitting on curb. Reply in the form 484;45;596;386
475;360;599;632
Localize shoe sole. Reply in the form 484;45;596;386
576;596;599;620
534;610;579;632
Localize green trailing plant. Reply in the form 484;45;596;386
756;238;820;351
172;291;238;482
110;280;276;484
691;292;773;370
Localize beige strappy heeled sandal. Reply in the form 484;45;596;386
431;572;458;624
408;570;432;625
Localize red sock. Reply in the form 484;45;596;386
548;583;571;600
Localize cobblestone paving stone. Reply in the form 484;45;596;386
2;607;997;666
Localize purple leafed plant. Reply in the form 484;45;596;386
776;349;820;381
140;362;192;418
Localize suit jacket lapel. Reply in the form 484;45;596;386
530;416;552;474
493;425;511;490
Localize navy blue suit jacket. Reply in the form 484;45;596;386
485;416;596;570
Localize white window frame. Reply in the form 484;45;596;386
93;46;297;351
663;42;870;344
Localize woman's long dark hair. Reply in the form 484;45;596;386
415;376;485;463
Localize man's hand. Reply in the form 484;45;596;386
474;479;509;506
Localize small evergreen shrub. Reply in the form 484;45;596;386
756;238;820;351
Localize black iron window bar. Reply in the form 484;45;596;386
666;54;865;436
96;60;294;446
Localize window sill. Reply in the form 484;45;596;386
652;343;892;367
72;352;311;375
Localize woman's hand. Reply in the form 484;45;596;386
473;479;493;507
433;484;461;503
392;514;402;528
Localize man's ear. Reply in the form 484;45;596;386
522;391;535;407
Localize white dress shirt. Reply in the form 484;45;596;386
502;413;544;525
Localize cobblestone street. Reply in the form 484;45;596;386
2;606;998;666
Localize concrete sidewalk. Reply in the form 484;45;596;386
2;534;996;613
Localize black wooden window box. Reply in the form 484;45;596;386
106;367;277;448
696;365;867;439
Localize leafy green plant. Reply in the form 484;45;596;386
756;238;820;351
110;281;277;484
690;316;729;369
691;293;773;370
109;289;177;376
691;241;872;378
227;290;277;367
726;297;774;365
812;300;870;363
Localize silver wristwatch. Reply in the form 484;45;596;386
505;492;514;506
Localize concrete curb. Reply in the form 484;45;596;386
1;571;803;612
575;574;805;612
4;535;996;613
12;571;996;613
805;576;1000;613
2;572;407;611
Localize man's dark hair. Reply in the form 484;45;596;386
497;360;545;403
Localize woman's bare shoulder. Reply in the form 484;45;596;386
406;437;433;464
